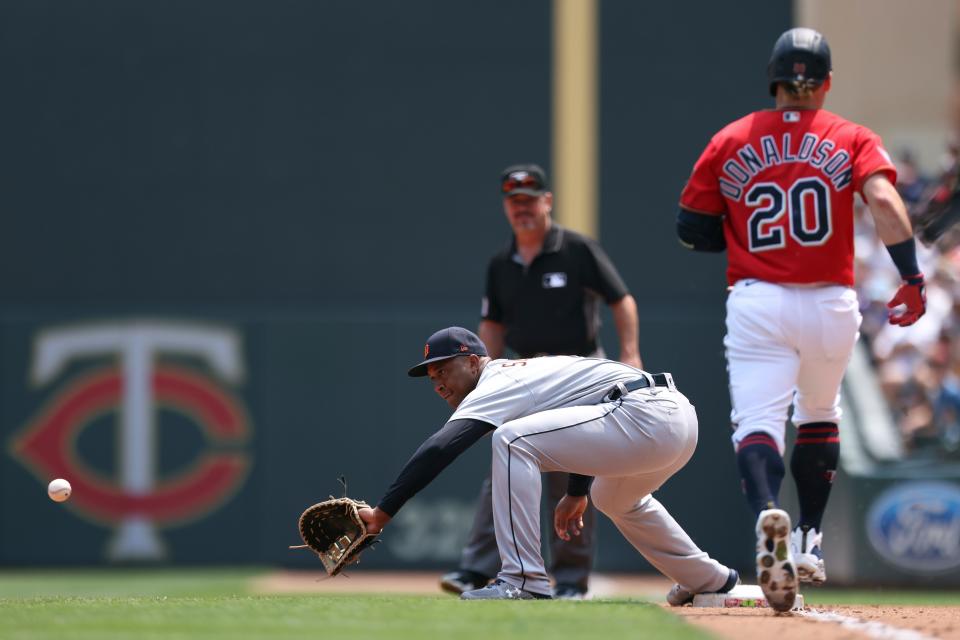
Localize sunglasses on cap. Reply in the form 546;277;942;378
501;171;544;194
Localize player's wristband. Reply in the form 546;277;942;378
885;238;921;283
567;473;594;497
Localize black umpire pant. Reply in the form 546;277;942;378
458;472;597;590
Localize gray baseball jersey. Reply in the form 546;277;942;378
378;354;731;598
451;356;642;427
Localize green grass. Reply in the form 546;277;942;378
3;569;960;639
0;570;709;640
0;569;257;598
0;594;704;640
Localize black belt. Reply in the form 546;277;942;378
606;373;674;401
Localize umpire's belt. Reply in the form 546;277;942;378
604;372;675;402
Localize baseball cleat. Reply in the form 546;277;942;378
755;509;798;613
666;568;740;607
791;526;826;585
460;579;552;600
440;569;492;595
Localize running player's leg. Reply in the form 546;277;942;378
791;286;860;583
792;286;858;528
726;282;799;514
727;283;803;609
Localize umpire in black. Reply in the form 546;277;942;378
440;164;642;599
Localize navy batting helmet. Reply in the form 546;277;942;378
767;28;831;97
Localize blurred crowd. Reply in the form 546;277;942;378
854;147;960;459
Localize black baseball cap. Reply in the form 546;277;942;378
408;327;489;377
500;164;548;197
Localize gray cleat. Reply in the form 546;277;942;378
460;579;552;600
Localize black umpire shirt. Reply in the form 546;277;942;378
482;224;630;358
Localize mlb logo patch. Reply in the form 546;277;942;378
542;272;567;289
783;111;800;123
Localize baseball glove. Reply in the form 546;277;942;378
294;497;379;575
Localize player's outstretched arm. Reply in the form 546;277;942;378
374;418;495;526
863;174;927;326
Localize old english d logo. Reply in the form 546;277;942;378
9;322;251;560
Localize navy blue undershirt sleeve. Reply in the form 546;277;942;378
377;418;496;517
676;208;726;252
567;473;594;497
885;238;922;282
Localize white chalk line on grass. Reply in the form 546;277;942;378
798;609;938;640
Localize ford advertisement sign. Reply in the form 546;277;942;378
866;481;960;573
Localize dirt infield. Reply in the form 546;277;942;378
253;571;960;639
673;606;960;640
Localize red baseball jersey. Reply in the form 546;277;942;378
680;109;896;286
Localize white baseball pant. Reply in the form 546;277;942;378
724;280;861;453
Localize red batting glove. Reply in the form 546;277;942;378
886;275;927;327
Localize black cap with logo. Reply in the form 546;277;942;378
407;327;489;377
500;164;548;197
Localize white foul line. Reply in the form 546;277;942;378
799;609;938;640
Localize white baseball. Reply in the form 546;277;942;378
47;478;72;503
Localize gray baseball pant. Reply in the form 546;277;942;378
490;387;730;597
458;471;596;590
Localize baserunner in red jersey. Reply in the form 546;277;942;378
677;27;926;613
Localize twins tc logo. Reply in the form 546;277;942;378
9;322;251;560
